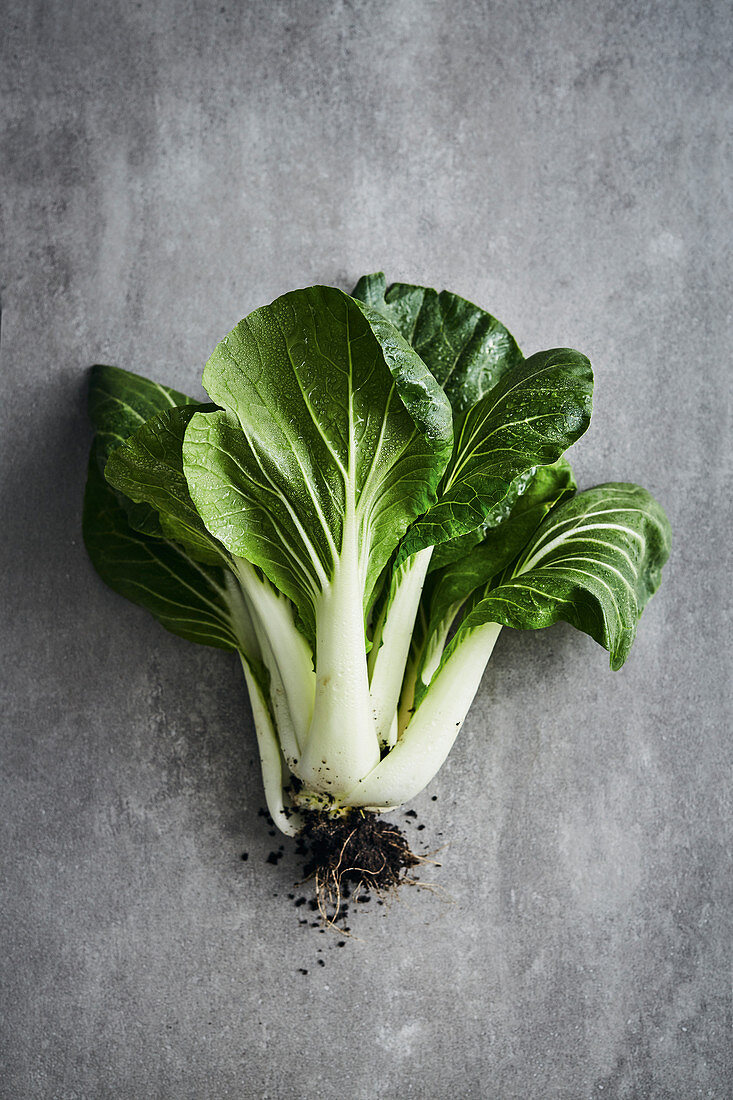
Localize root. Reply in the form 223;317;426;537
295;808;426;926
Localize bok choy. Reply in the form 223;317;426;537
83;274;671;896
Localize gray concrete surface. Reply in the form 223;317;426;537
1;1;731;1096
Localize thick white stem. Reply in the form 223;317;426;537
240;655;302;837
234;558;315;755
368;547;433;744
386;712;399;749
396;605;428;736
397;660;418;738
344;622;502;808
419;600;463;689
298;511;381;796
223;571;261;659
248;618;301;768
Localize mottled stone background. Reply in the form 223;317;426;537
1;1;730;1097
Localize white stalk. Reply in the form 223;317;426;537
239;655;302;836
234;557;315;754
226;570;302;769
396;604;428;736
344;622;502;808
298;509;381;796
419;600;463;689
248;616;301;768
223;570;262;659
368;547;433;744
397;655;419;738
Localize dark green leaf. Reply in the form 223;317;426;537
352;273;523;416
88;364;202;538
88;363;198;467
351;272;389;310
411;459;576;705
399;348;593;559
428;458;577;628
428;465;540;572
105;404;224;566
83;440;241;651
448;483;671;670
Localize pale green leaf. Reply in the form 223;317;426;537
182;285;453;642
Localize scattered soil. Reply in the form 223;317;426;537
294;808;423;924
244;800;444;935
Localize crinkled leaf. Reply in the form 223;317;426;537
83;440;244;651
412;458;576;705
446;483;671;671
182;286;453;643
105;404;224;566
427;458;577;633
352;272;523;416
428;465;540;572
399;348;593;559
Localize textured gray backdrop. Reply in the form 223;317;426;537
1;1;731;1097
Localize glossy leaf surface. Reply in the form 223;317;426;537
428;458;577;620
88;364;201;538
399;348;593;558
448;483;672;671
182;286;453;641
352;272;523;416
